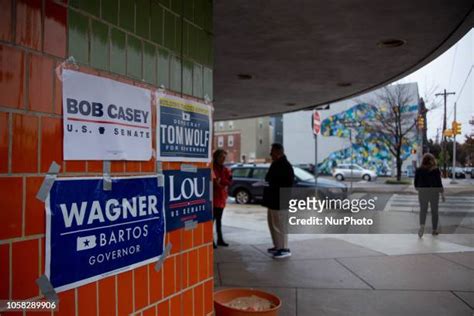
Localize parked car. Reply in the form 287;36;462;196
228;164;348;204
294;163;315;174
332;164;377;181
447;167;467;179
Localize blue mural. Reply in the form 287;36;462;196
318;103;420;175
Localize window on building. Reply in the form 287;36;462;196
228;135;234;147
228;121;234;129
217;136;224;147
259;138;263;145
258;119;263;128
219;122;224;129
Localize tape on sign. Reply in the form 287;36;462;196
36;275;59;302
157;174;165;187
103;161;112;191
156;161;163;174
154;242;172;272
36;161;61;202
180;164;197;173
55;56;79;82
184;220;198;231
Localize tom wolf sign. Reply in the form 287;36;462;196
156;93;212;162
45;176;165;292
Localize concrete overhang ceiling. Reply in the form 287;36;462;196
213;1;474;120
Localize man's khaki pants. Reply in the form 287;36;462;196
267;208;288;249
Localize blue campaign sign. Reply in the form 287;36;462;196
45;176;165;292
164;168;212;231
157;94;212;162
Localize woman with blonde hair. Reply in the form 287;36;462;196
414;153;445;237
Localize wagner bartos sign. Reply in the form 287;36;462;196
156;93;212;162
62;69;152;160
45;176;165;291
164;168;212;231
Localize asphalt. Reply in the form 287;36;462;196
214;189;474;316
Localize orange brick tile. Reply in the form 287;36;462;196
182;228;193;251
193;223;204;247
193;282;204;316
163;162;180;170
188;249;199;286
0;177;22;239
0;243;10;299
77;282;97;316
53;62;62;115
12;239;39;299
98;276;116;316
208;245;214;279
149;263;163;303
199;247;208;282
203;221;213;243
168;230;181;255
134;265;149;310
175;253;183;291
203;280;214;315
64;161;86;173
141;159;155;173
15;0;42;51
183;288;193;316
25;176;45;235
111;161;124;173
87;161;103;173
157;300;169;316
163;256;175;297
125;161;141;172
0;45;25;108
170;294;182;316
40;116;62;173
44;0;66;58
12;114;39;173
117;271;133;316
55;289;76;316
0;0;12;41
143;305;156;316
0;112;9;173
182;252;189;289
28;54;54;113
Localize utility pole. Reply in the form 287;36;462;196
435;89;455;177
451;102;457;184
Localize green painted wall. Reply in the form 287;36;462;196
68;0;213;99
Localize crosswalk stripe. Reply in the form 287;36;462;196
384;194;474;213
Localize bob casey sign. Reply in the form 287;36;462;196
62;69;152;161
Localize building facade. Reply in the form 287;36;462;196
284;83;422;176
214;117;274;162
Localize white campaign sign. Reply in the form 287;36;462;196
62;70;152;160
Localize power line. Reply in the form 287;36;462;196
448;44;458;90
455;64;474;104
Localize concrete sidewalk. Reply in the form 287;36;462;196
214;206;474;315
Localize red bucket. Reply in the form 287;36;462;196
214;288;282;316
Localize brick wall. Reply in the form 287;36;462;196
0;0;214;315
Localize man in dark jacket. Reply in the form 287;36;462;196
262;143;294;259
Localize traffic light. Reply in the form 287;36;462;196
443;129;453;138
452;121;462;135
417;115;425;129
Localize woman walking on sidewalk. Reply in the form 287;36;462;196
414;153;445;237
212;149;233;248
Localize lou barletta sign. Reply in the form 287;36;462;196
62;69;152;160
46;176;165;291
156;93;212;162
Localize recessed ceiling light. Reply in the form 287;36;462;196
377;39;406;48
237;74;252;80
337;82;352;87
285;102;296;107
